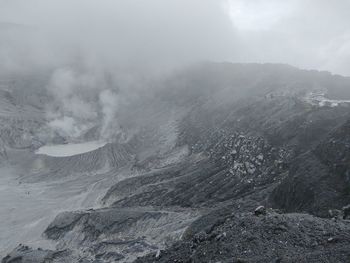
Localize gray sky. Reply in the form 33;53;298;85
0;0;350;76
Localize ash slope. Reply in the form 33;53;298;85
2;63;350;262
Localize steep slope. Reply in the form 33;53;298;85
270;119;350;217
2;63;350;262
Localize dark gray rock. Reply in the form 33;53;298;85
342;204;350;219
254;206;266;216
135;212;350;263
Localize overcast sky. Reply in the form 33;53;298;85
0;0;350;76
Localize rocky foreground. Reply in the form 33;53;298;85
4;209;350;263
1;63;350;262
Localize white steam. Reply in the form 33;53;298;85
46;67;123;141
99;89;120;140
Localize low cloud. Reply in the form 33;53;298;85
1;0;350;141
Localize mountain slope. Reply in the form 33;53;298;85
2;63;350;262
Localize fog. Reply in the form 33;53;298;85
1;0;349;75
0;0;349;139
225;0;350;76
0;0;236;72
